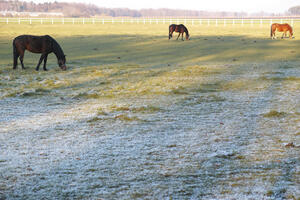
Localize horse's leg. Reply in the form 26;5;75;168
36;54;47;71
272;27;277;39
169;31;172;39
19;51;25;69
176;33;181;40
43;54;48;71
182;32;184;41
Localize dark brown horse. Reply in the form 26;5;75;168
13;35;67;71
270;23;294;39
169;24;190;41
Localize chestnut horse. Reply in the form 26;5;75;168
270;23;293;39
13;35;67;71
169;24;190;41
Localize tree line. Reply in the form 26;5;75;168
288;6;300;15
0;0;299;17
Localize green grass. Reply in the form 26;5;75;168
1;23;300;105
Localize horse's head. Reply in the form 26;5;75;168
186;34;190;40
183;26;190;40
58;55;67;70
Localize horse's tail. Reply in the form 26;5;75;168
270;24;273;37
12;39;18;69
169;24;173;39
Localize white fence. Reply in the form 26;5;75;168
1;18;300;26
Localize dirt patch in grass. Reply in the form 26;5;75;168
263;110;288;118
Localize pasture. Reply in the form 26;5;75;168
0;23;300;199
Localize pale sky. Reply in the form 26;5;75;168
25;0;300;13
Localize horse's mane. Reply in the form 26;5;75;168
47;35;65;59
184;26;189;37
180;24;189;37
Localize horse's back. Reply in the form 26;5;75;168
272;23;292;30
13;35;53;53
14;34;51;41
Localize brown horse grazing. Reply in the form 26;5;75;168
13;35;67;71
169;24;190;41
271;23;294;39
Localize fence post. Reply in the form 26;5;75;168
192;19;194;25
260;19;262;27
232;19;235;26
30;18;32;24
215;19;218;26
199;19;202;25
93;18;95;24
18;18;20;24
52;18;53;24
62;18;64;24
102;19;104;24
6;18;8;24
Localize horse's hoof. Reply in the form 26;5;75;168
43;69;48;71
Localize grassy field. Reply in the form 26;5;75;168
0;23;300;99
0;23;300;199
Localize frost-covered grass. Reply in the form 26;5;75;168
0;24;300;199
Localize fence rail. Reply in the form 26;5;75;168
1;18;300;26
